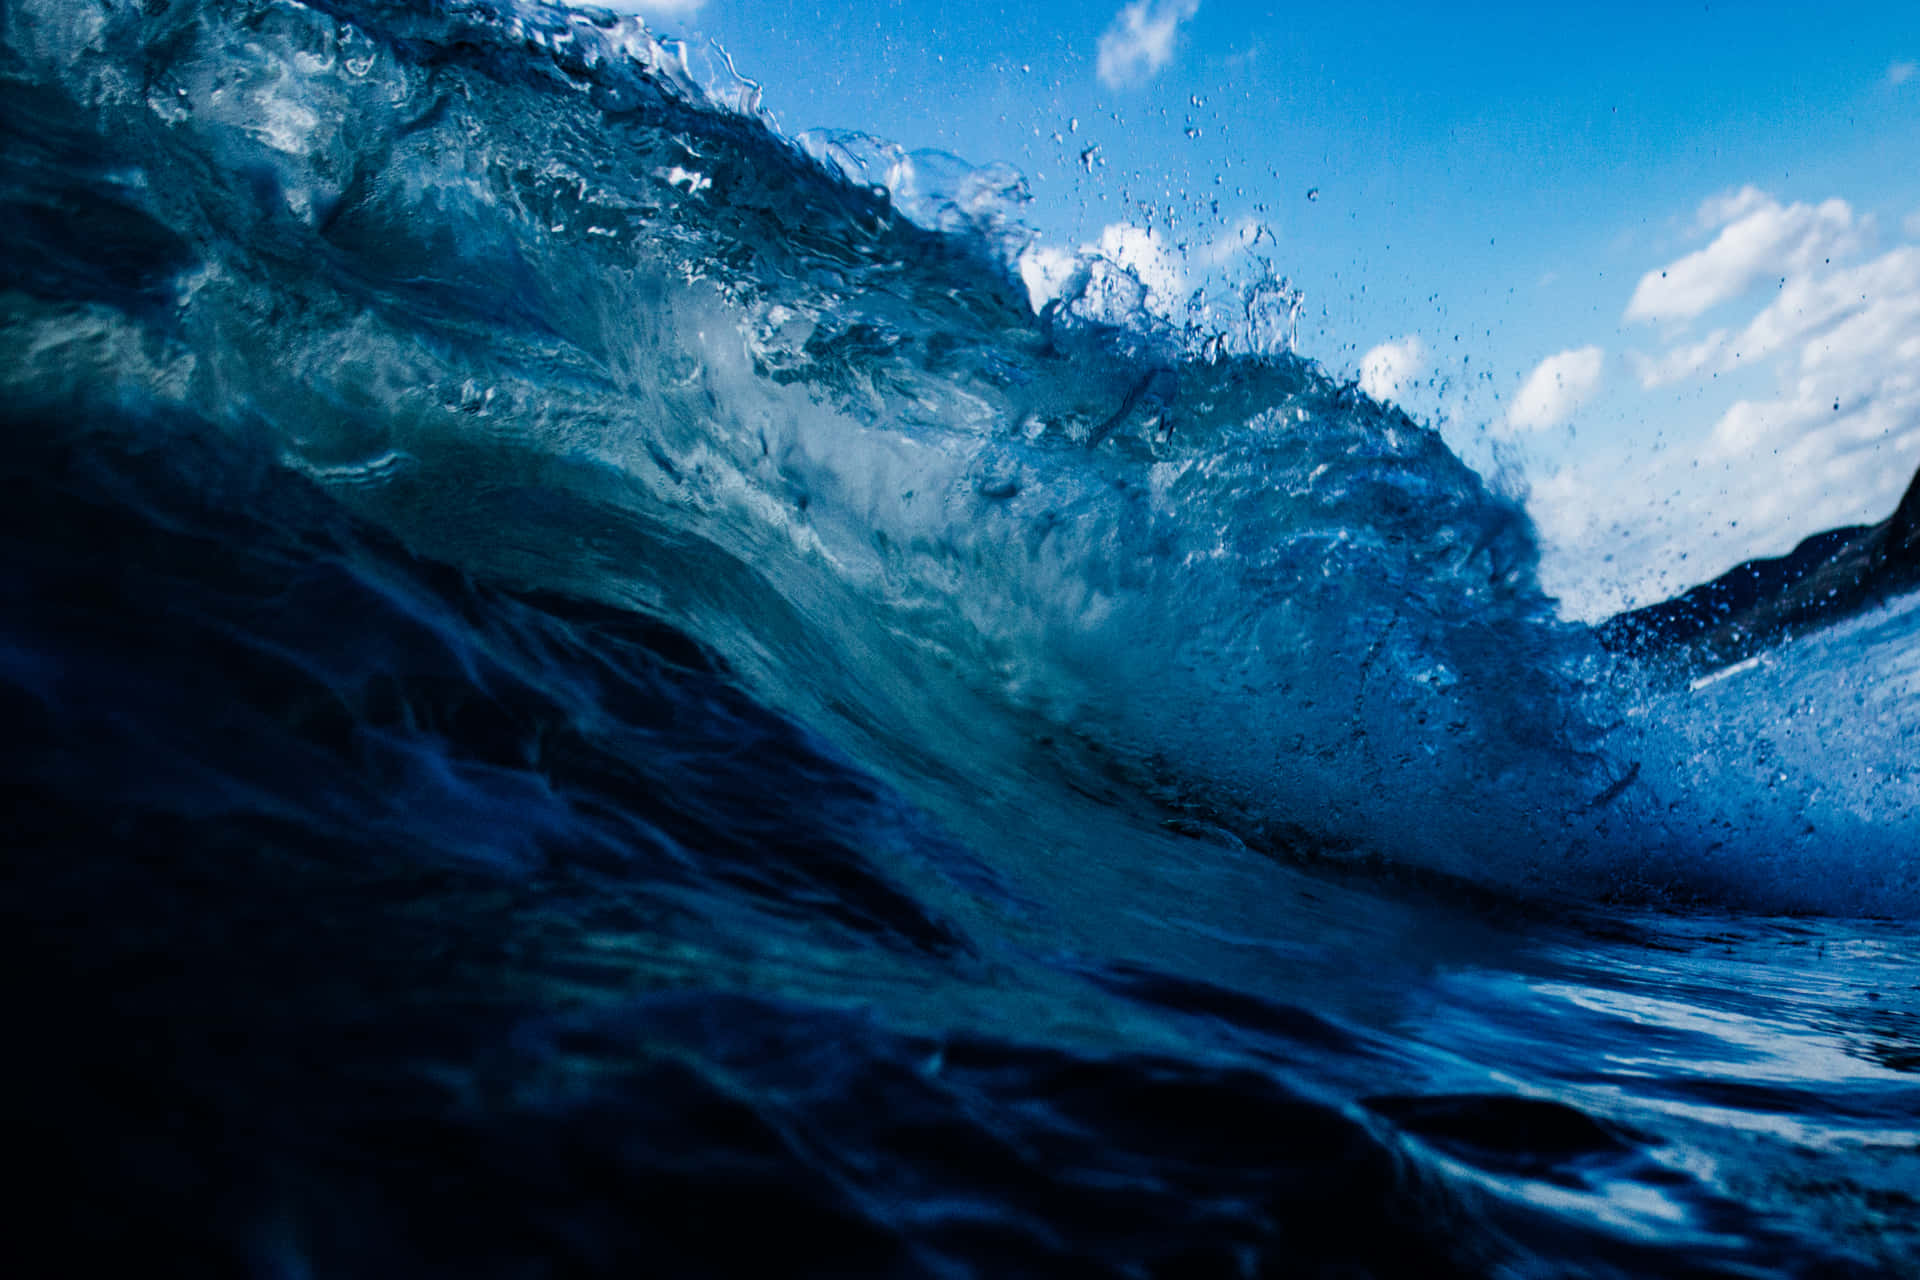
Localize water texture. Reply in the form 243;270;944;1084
4;1;1919;1274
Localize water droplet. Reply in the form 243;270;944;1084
1306;187;1320;202
1079;145;1101;172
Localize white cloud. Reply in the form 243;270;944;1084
1734;247;1920;371
1630;329;1728;389
1533;196;1920;618
1904;207;1920;240
1507;346;1604;432
1890;59;1918;86
1698;249;1920;507
1358;335;1425;404
1625;192;1865;324
1096;0;1200;90
1633;246;1920;389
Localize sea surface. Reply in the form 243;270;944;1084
4;1;1920;1274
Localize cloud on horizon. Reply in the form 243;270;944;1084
1095;0;1200;90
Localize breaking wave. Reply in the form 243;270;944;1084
4;0;1916;912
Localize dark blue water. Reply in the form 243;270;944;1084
5;1;1919;1274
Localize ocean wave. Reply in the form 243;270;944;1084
4;0;1916;913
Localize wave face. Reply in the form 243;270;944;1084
6;0;1920;1274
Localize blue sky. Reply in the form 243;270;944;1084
590;0;1920;617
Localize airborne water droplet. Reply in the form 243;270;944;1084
1306;187;1320;202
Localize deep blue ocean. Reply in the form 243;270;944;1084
5;1;1920;1274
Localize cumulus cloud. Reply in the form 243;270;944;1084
1358;336;1425;404
1507;346;1604;432
1890;59;1918;86
1625;191;1865;324
1096;0;1201;90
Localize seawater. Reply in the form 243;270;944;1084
4;1;1918;1274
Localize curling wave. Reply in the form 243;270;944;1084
3;0;1916;912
